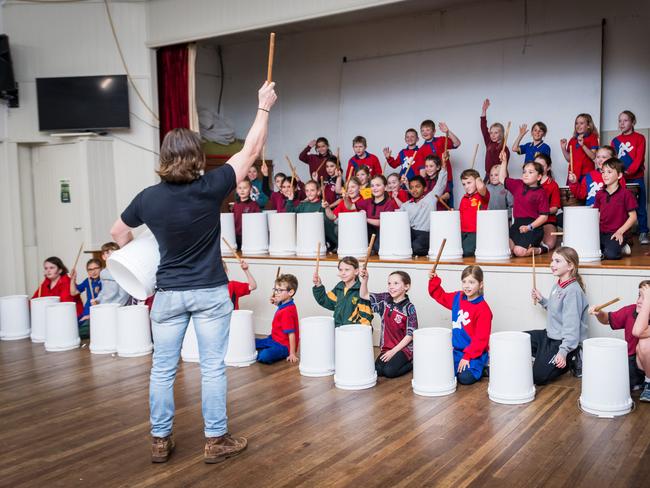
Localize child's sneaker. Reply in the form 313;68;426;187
569;347;583;378
641;383;650;402
640;233;650;245
622;244;632;256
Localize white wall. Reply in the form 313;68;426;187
196;0;650;186
0;0;157;295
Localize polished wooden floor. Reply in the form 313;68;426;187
2;339;649;488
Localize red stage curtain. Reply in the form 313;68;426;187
157;43;189;142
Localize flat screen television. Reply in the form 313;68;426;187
36;75;130;131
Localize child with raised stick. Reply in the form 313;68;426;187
593;158;638;260
511;122;551;162
312;256;373;327
244;165;269;209
590;280;650;394
33;256;83;315
383;128;419;180
359;268;418;378
345;136;382;179
70;258;102;339
285;179;338;251
486;164;513;217
535;154;561;251
299;136;333;180
421;155;450;210
497;151;549;257
528;246;588;384
393;172;447;256
428;265;492;385
568;145;618;207
320;156;343;205
256;273;299;364
458;169;490;257
232;178;261;249
222;258;257;310
480;99;510;175
560;113;598;183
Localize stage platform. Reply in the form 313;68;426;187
224;242;650;343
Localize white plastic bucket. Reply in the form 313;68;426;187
337;211;368;258
299;316;335;377
475;210;511;261
580;337;633;417
241;213;269;256
295;213;327;257
0;295;31;341
30;296;60;343
225;310;257;367
378;211;412;259
488;331;535;405
411;327;457;397
220;213;237;256
563;207;601;263
116;305;153;357
107;230;159;300
428;210;463;260
89;303;120;354
268;212;297;257
334;324;377;390
44;302;80;352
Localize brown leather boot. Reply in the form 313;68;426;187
151;434;175;463
204;433;248;464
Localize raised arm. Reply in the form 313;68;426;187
227;82;278;182
512;124;528;153
498;150;509;185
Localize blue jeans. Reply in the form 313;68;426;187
255;336;288;364
629;177;648;234
149;285;233;438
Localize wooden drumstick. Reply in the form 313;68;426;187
594;297;621;313
550;232;564;236
403;150;418;176
72;242;84;270
569;144;574;175
501;121;511;153
470;143;479;169
336;147;341;171
435;194;452;211
88;276;95;301
270;266;282;301
316;242;321;276
221;238;243;264
276;266;281;279
267;32;275;82
320;177;326;203
362;234;376;269
431;238;447;275
442;135;449;163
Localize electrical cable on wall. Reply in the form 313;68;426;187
217;44;224;113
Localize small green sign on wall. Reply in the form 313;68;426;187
60;179;71;203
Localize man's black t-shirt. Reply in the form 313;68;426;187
121;164;236;291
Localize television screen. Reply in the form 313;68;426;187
36;75;130;131
0;34;17;94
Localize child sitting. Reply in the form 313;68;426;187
387;172;409;202
480;98;510;176
486;164;513;217
93;242;130;306
266;169;287;211
285;179;338;251
355;165;372;200
459;169;490;257
383;128;419;180
568;145;618;206
346;135;382;179
245;165;269;209
421;155;451;210
560;113;599;183
394;173;447;256
535;154;561;251
33;257;82;315
594;158;638;260
428;265;492;385
320;156;343;205
498;152;549;257
70;258;102;339
512;122;551;162
323;176;364;221
232;179;261;249
256;274;299;364
299;136;332;180
591;280;650;393
528;246;588;384
223;258;257;309
312;256;373;327
632;283;650;401
359;268;418;378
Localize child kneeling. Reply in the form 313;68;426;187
256;274;299;364
428;266;492;385
360;268;418;378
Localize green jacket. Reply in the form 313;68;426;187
285;199;324;213
312;278;373;327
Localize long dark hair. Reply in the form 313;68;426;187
45;256;69;276
157;128;205;183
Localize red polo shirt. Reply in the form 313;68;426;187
609;304;642;356
505;177;550;220
593;184;637;234
332;195;364;217
345;152;382;179
568;133;598;182
414;137;455;182
227;281;250;310
541;177;561;224
459;191;490;232
271;300;299;349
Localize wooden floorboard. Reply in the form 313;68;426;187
1;339;649;488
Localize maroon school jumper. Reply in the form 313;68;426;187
232;200;260;237
299;146;332;180
355;195;397;220
481;116;510;176
369;292;418;360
